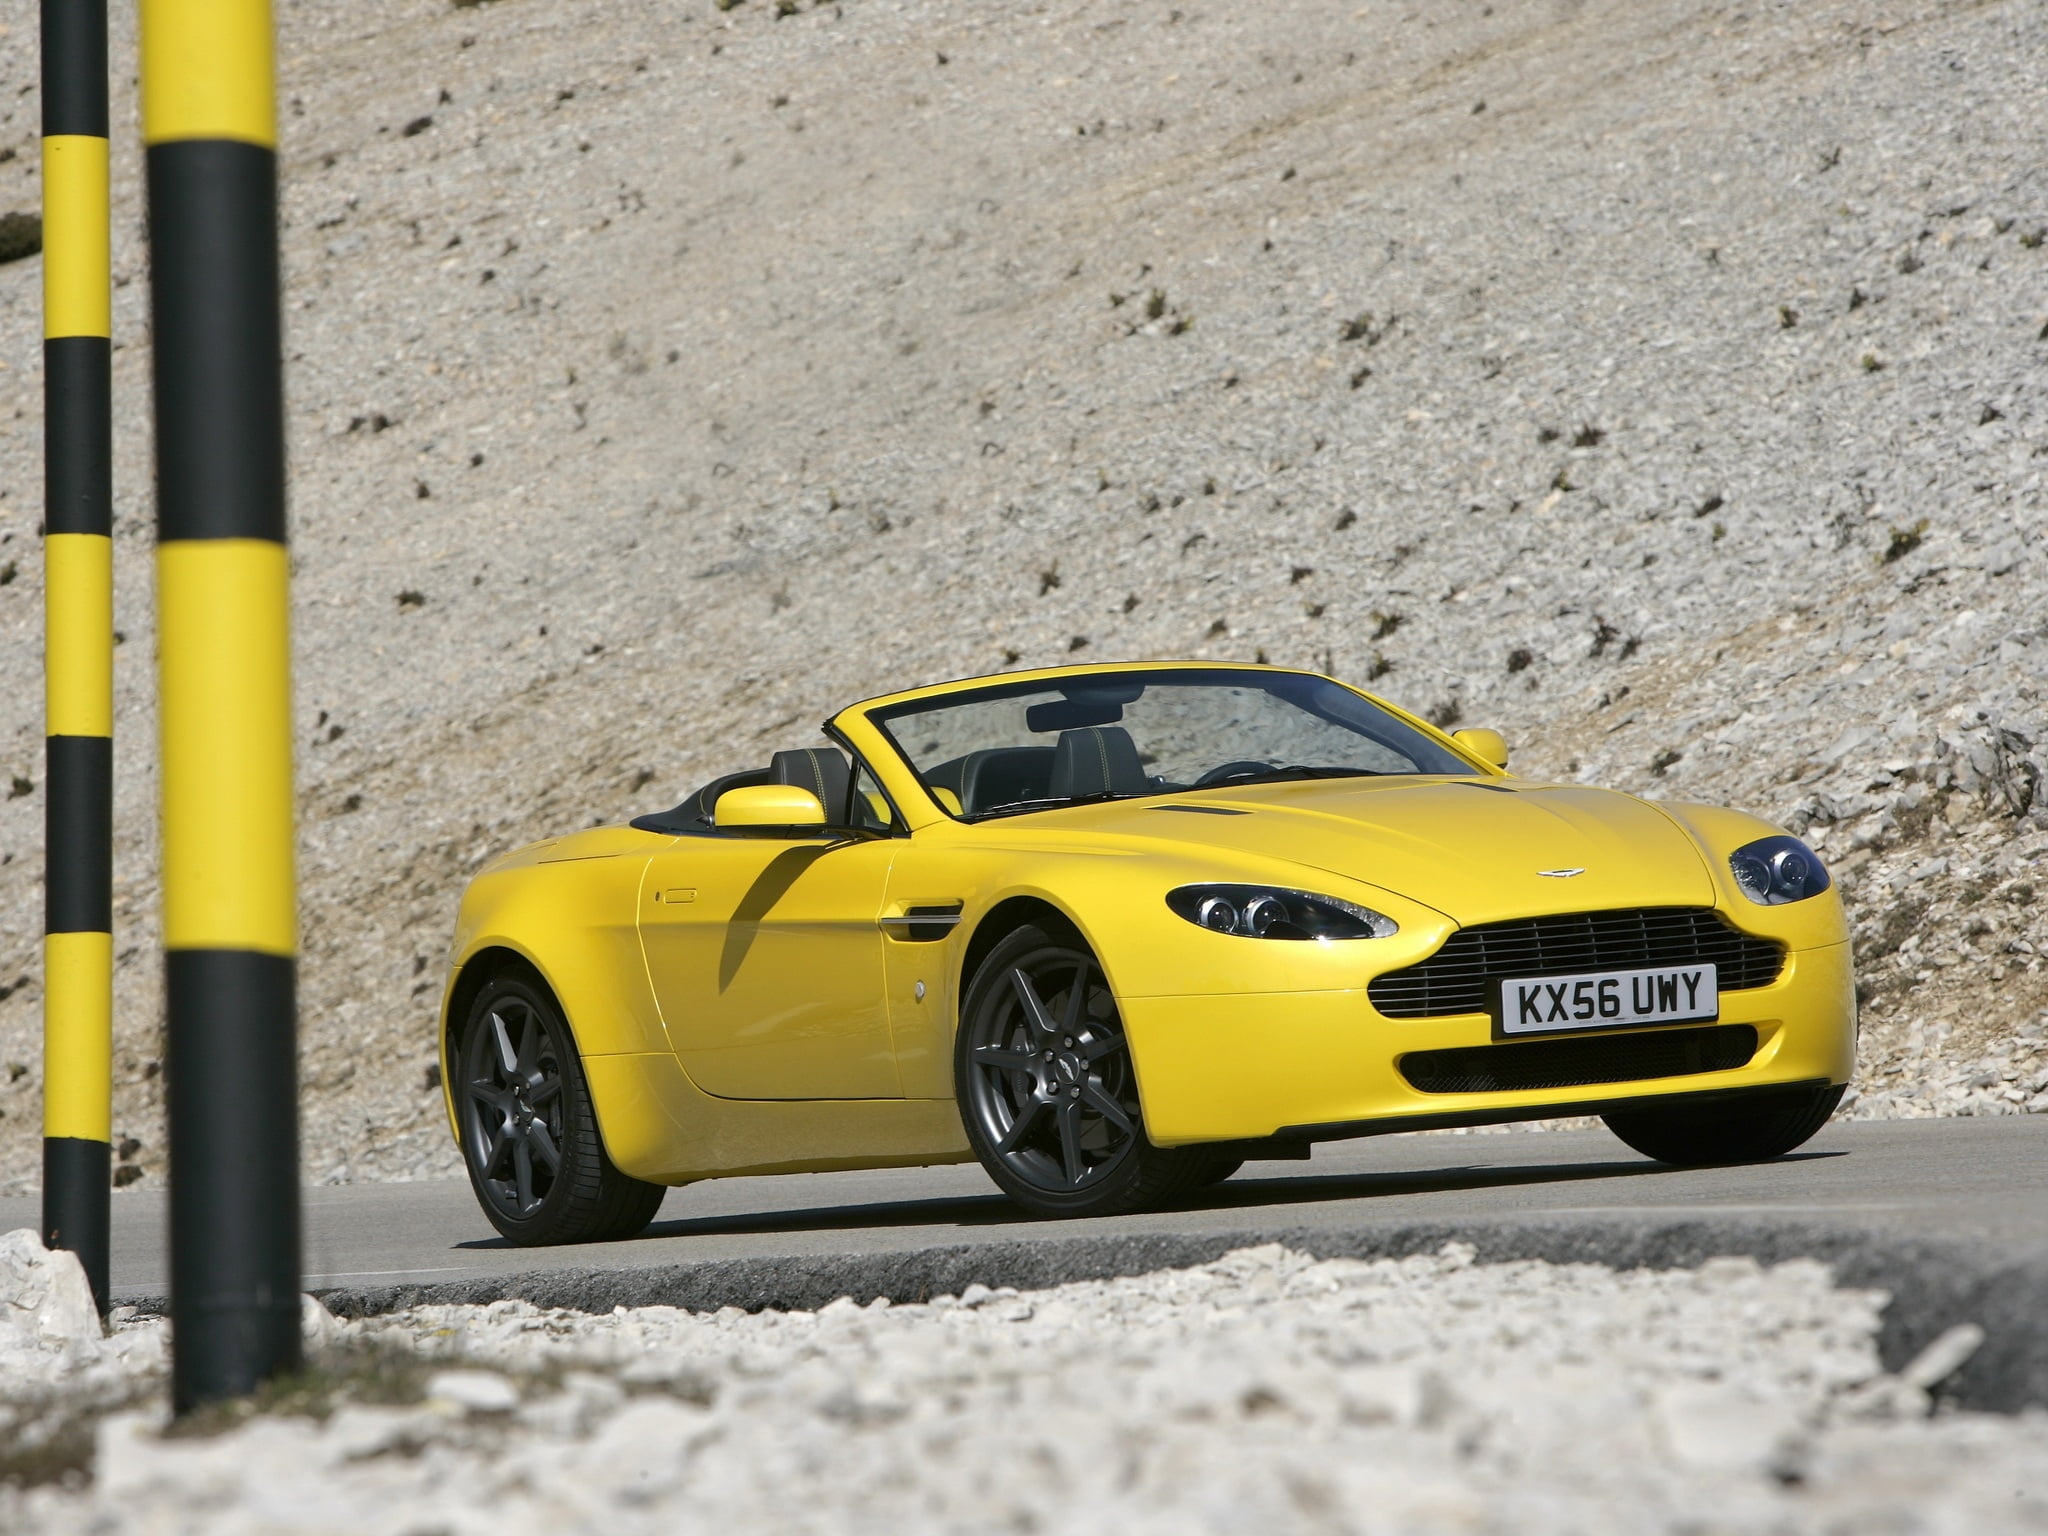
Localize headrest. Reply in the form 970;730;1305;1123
1048;726;1148;801
958;746;1054;817
770;747;851;820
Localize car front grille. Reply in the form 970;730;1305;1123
1367;907;1784;1021
1399;1024;1760;1095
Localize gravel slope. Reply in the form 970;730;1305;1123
3;1232;2043;1533
0;0;2042;1189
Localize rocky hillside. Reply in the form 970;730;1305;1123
0;0;2041;1189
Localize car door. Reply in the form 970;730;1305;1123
638;832;901;1099
875;838;976;1100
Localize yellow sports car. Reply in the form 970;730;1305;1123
440;662;1855;1244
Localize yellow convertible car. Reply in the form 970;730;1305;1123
440;662;1854;1244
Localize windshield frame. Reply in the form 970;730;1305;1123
858;665;1488;824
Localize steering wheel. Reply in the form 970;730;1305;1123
1193;759;1278;787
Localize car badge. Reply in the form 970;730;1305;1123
1537;867;1585;878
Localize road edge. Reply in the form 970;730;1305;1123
230;1217;2048;1413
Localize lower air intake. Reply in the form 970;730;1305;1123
1399;1024;1760;1095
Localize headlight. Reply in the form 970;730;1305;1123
1166;884;1397;940
1728;835;1831;906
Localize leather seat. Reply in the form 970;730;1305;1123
1048;726;1148;800
770;747;851;821
958;746;1054;816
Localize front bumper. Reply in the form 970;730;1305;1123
1120;940;1856;1146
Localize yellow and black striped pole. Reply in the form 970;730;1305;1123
40;0;114;1318
140;0;300;1408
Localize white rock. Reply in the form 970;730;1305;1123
94;1409;236;1505
1652;1381;1804;1475
13;1245;2048;1532
423;1368;519;1414
1335;1363;1429;1428
301;1294;348;1354
553;1396;711;1504
1899;1323;1986;1392
0;1228;102;1351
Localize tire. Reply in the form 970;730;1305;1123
1602;1083;1846;1168
455;972;667;1245
955;925;1210;1218
1192;1156;1245;1189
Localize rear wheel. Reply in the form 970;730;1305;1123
457;973;666;1245
956;925;1209;1218
1602;1083;1845;1168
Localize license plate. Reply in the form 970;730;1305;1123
1493;964;1719;1037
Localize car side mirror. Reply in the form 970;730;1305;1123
713;784;827;830
1453;727;1509;768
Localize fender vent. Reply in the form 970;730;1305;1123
880;904;964;943
1399;1024;1759;1095
1368;907;1784;1020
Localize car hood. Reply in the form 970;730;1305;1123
1024;777;1715;926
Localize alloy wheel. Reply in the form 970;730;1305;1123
963;951;1140;1194
461;995;568;1219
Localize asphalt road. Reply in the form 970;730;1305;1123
3;1115;2042;1300
8;1116;2047;1407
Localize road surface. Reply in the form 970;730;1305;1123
0;1115;2038;1296
9;1116;2046;1406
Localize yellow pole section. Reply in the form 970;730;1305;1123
41;932;112;1141
44;533;112;738
156;539;295;956
140;0;275;148
40;136;110;338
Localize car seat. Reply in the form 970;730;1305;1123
1048;726;1147;800
958;746;1055;815
770;747;851;821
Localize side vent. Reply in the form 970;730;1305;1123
881;904;964;943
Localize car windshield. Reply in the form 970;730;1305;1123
867;668;1479;820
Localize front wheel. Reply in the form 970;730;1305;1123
456;973;667;1245
1602;1083;1846;1168
956;925;1211;1218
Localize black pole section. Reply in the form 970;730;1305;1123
40;0;114;1315
165;952;298;1405
142;0;301;1411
